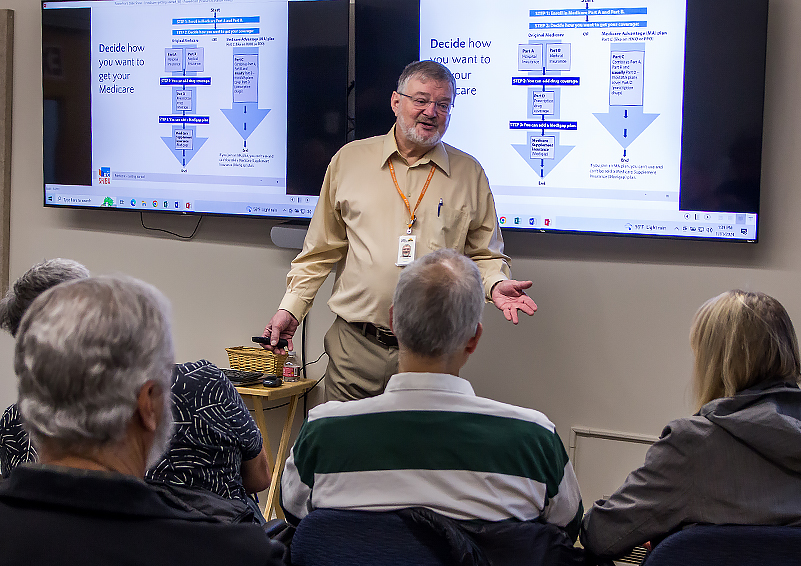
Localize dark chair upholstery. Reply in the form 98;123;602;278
290;509;453;566
642;525;801;565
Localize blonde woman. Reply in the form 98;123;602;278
581;290;801;559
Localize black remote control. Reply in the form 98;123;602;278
252;337;288;349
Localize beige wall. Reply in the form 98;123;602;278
2;0;800;507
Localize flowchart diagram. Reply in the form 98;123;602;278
84;0;289;216
510;42;576;178
159;13;272;167
593;43;659;158
221;48;271;149
512;5;661;177
160;44;209;167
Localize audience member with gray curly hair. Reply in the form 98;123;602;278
0;275;285;564
0;259;271;528
0;258;89;478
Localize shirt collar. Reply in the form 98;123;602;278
384;372;475;396
381;125;451;175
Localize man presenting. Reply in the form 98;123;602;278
263;60;536;401
281;249;582;546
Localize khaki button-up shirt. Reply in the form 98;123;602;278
278;127;511;329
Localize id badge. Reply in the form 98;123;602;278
396;235;416;266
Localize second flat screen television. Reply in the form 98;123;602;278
356;0;768;242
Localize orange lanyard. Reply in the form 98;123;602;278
388;160;436;234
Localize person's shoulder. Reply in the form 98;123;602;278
471;395;558;434
305;396;379;423
442;141;484;168
333;134;385;159
174;359;224;380
642;414;717;463
171;360;236;404
660;414;716;441
0;403;18;425
439;142;489;187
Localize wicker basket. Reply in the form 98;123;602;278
226;346;287;375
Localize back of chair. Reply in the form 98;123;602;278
643;525;801;566
290;509;453;566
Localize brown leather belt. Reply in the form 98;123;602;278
351;321;398;348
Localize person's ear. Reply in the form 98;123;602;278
390;91;401;117
465;322;483;354
388;305;395;333
136;380;163;433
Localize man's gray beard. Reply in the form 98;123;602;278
145;394;175;470
397;113;448;148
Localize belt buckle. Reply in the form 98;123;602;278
375;327;396;348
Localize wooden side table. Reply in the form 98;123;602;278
235;378;315;519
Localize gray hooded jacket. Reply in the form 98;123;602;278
580;381;801;558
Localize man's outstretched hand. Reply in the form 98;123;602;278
491;280;538;324
261;309;299;354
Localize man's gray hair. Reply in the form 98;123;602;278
0;258;90;337
14;276;174;451
392;249;483;358
397;60;456;99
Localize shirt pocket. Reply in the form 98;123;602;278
427;205;469;252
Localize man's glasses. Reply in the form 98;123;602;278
396;92;452;115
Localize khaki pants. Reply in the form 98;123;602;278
323;317;399;401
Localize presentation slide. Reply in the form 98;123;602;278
419;0;757;240
45;0;300;217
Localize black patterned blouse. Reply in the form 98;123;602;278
0;404;37;479
146;360;263;502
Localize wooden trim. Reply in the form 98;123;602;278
568;425;659;464
0;10;13;295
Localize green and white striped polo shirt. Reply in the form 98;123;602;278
281;372;583;540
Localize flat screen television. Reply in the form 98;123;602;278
42;0;348;220
45;0;769;243
355;0;768;242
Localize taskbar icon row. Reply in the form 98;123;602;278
46;194;194;211
116;198;193;211
45;193;319;217
495;212;757;240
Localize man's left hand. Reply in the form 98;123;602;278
491;280;538;324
